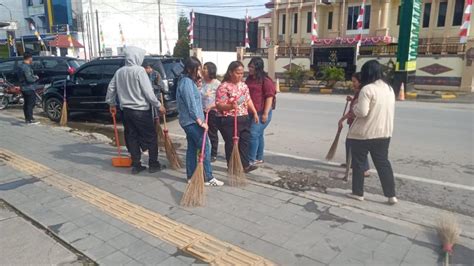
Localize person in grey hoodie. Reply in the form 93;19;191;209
106;46;166;175
17;53;39;124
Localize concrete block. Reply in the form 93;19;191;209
98;250;133;265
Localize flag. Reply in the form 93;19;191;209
460;0;472;44
100;26;105;53
311;1;319;45
119;23;126;47
30;23;46;48
355;0;366;44
66;24;73;48
160;15;171;55
187;10;195;47
245;9;250;49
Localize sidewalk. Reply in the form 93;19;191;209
0;112;473;265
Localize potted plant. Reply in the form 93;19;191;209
284;64;314;92
321;66;345;90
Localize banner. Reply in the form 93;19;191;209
6;30;17;57
396;0;422;71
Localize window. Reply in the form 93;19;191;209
423;3;431;28
453;0;465;26
42;59;68;70
293;13;298;34
26;0;33;6
307;12;312;33
101;65;121;80
328;12;333;30
0;61;15;72
397;6;401;25
75;65;103;84
282;14;286;34
39;0;44;4
437;1;448;27
347;5;371;30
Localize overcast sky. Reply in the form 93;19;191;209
176;0;270;19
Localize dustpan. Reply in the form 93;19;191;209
111;109;132;167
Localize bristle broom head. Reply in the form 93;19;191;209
436;214;461;254
180;163;205;207
164;135;182;170
228;144;247;187
59;102;68;127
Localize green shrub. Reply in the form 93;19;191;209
284;64;314;89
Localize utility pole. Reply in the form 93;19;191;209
158;0;162;55
96;10;101;57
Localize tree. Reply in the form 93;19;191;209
174;11;190;58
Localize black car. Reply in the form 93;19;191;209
42;56;183;122
0;56;84;85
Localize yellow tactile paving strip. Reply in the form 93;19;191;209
0;148;274;266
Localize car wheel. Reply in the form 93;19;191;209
44;97;63;122
0;96;8;110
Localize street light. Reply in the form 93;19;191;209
0;3;13;21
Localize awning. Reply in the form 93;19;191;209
48;34;84;48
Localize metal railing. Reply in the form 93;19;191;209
277;46;312;57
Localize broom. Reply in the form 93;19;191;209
180;112;209;207
153;108;165;147
436;214;461;266
228;111;247;187
343;147;352;182
160;93;182;170
59;83;68;126
325;100;350;161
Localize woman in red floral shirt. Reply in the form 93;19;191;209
216;61;259;173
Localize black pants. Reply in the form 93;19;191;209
350;138;396;197
122;108;159;167
207;110;219;157
22;90;36;122
217;115;251;168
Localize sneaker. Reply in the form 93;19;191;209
149;163;165;173
388;197;398;205
346;193;364;201
255;160;264;165
205;178;224;187
26;120;40;125
131;165;147;175
244;164;258;173
211;156;217;162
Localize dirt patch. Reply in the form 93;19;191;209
269;170;327;193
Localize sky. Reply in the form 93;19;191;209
176;0;271;19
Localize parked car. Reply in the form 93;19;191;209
0;56;84;86
42;56;183;122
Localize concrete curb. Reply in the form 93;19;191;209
279;86;350;95
406;91;458;100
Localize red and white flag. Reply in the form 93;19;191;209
160;15;171;55
187;10;195;47
311;1;319;45
245;9;250;49
30;23;46;48
355;0;366;44
460;0;472;44
66;24;73;48
119;23;126;47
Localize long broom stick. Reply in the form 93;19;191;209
180;112;209;207
228;111;247;187
59;83;68;126
160;93;182;170
325;100;350;161
436;214;461;266
154;108;165;147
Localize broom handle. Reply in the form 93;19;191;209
111;111;122;158
160;93;167;130
342;100;349;116
234;111;238;140
199;111;210;163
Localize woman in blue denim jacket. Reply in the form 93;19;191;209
176;57;224;187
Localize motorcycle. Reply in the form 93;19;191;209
0;77;44;110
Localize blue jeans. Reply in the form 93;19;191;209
249;110;272;163
182;123;214;182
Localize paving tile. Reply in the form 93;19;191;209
282;228;323;253
304;241;341;264
71;235;104;252
94;224;124;242
107;233;140;250
83;243;117;261
401;243;440;265
98;250;133;266
158;256;190;266
120;239;155;259
61;227;91;244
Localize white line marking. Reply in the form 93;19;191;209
169;133;474;192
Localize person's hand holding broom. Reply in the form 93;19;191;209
325;99;350;161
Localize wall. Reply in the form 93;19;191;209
201;51;238;75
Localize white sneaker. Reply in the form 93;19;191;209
346;193;364;201
388;197;398;205
205;178;224;187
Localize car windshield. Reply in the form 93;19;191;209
68;59;85;69
162;60;184;79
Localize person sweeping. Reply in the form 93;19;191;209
216;61;259;184
106;46;166;175
176;56;223;187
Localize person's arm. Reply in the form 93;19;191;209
261;78;275;123
248;99;259;124
180;78;206;126
353;87;371;118
216;83;235;111
24;65;37;83
138;69;163;112
106;73;118;113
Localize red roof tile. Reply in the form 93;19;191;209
48;35;84;48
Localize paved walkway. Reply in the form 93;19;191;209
0;113;473;265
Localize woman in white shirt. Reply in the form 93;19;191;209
346;60;398;205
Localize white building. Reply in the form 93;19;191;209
0;0;49;39
73;0;178;59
